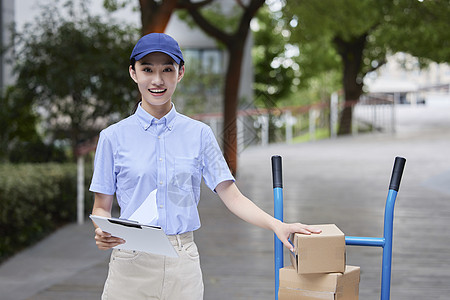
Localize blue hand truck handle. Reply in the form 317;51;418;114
272;155;283;189
389;156;406;192
345;156;406;300
272;155;284;300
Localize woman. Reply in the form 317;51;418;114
90;32;320;300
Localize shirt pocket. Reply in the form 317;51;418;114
168;157;201;207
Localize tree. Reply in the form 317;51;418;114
377;0;450;64
104;0;185;34
252;5;297;107
283;0;388;134
282;0;450;134
179;0;265;175
252;5;341;109
0;86;38;162
12;1;139;158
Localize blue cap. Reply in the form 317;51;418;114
130;33;184;64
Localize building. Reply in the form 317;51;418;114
365;52;450;106
0;0;14;91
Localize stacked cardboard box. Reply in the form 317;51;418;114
279;224;360;300
279;265;360;300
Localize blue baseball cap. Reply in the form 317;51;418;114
130;33;184;64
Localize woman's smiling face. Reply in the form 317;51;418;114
129;52;184;116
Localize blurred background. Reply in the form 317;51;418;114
1;0;449;299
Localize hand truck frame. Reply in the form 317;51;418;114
272;156;406;300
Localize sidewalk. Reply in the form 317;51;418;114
0;222;110;300
1;104;450;300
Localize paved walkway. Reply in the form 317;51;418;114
1;103;450;300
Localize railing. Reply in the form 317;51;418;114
191;92;395;154
354;93;396;134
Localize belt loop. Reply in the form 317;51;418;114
176;234;182;250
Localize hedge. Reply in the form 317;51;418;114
0;163;93;263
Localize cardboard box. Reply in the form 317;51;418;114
279;265;360;300
290;224;346;274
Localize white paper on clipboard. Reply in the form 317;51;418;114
90;215;178;258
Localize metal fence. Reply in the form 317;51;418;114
354;93;395;134
191;92;395;154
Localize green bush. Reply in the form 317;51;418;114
8;139;68;163
0;163;93;263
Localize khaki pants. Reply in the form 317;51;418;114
101;232;203;300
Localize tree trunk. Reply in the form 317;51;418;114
333;34;366;135
139;0;178;35
184;1;263;175
222;45;244;176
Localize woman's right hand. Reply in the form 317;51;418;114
94;227;125;250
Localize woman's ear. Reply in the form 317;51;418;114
129;65;138;83
177;65;185;82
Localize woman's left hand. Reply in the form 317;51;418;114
273;221;322;251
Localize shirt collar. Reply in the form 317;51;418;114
135;102;177;131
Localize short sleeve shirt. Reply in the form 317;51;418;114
89;104;235;235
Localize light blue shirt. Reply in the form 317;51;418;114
89;104;234;235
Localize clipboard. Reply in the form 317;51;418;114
90;215;178;258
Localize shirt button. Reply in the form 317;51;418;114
159;205;164;209
158;136;161;139
159;181;163;185
159;157;163;161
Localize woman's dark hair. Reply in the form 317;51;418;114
130;58;136;71
130;58;185;114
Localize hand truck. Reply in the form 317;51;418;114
272;155;406;300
